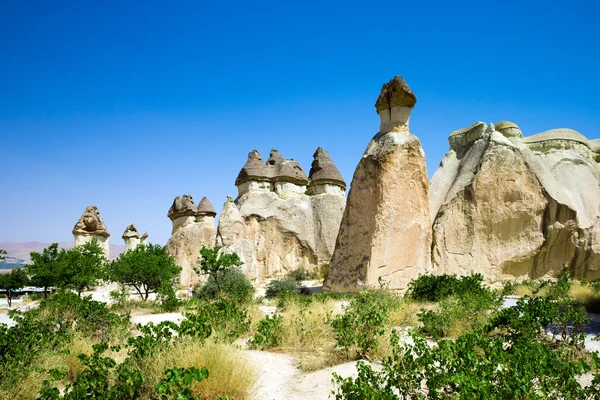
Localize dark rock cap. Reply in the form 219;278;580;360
73;205;110;237
196;197;217;217
235;149;309;186
495;121;523;139
308;147;346;189
235;150;270;186
168;194;197;221
375;76;417;113
122;223;140;239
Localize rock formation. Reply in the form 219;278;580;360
324;76;432;292
72;205;110;259
122;224;148;252
430;121;600;281
165;195;217;286
217;148;346;280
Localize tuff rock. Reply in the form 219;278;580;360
324;76;432;292
72;205;110;259
217;148;346;280
122;224;148;252
165;195;217;286
430;121;600;281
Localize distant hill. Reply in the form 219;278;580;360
0;241;125;269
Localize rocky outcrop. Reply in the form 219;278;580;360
430;121;600;281
217;148;346;280
165;195;217;286
73;206;110;259
324;76;432;292
122;224;148;252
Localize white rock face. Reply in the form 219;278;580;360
218;147;346;281
430;122;600;281
217;190;345;281
74;234;110;259
165;195;218;287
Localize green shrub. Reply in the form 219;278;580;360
331;290;400;357
196;269;254;303
333;272;600;399
158;283;181;312
248;314;283;349
181;299;250;344
288;268;310;281
265;277;303;298
407;273;488;302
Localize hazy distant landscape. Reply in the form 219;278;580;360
0;241;125;269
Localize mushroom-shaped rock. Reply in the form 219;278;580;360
122;224;148;252
324;75;432;292
374;75;417;111
196;197;217;217
375;76;417;133
495;121;523;139
72;206;110;259
235;150;269;186
122;223;140;239
308;147;346;194
168;195;197;221
73;206;110;237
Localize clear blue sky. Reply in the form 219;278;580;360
1;0;599;245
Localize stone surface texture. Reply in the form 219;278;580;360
122;224;148;252
165;195;217;286
324;76;433;292
72;205;110;259
217;149;346;281
430;121;600;282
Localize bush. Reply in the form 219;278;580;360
181;299;250;344
248;314;283;349
196;269;254;304
333;272;600;399
407;273;489;302
331;290;400;358
265;277;303;299
288;268;311;281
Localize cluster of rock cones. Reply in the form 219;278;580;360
73;75;600;291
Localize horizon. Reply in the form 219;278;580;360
2;0;599;245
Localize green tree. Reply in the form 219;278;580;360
27;243;62;298
194;246;242;294
60;240;107;297
108;244;181;301
0;249;6;260
0;268;29;307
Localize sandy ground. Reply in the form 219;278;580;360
245;350;367;400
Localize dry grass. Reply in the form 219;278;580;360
134;337;258;400
388;298;425;327
0;334;97;400
571;283;600;313
256;296;353;371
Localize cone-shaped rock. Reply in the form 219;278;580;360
167;194;197;221
324;76;432;292
196;197;217;217
72;206;110;259
309;147;346;189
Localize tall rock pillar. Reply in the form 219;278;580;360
324;76;432;292
72;205;111;259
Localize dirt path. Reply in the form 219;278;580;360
244;350;364;400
